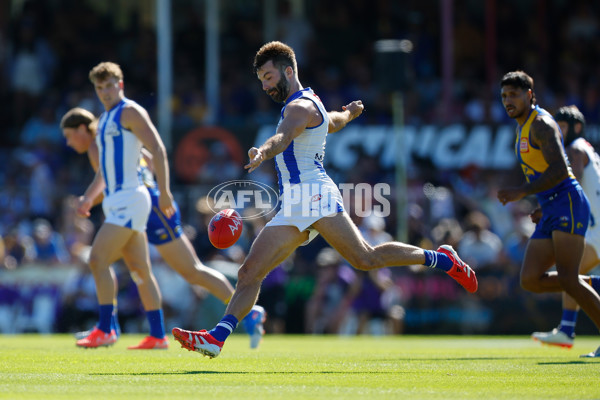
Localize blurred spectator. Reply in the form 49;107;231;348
26;151;55;221
502;216;535;268
276;1;314;68
7;17;56;128
197;142;242;184
457;211;503;269
407;203;434;249
566;3;598;41
431;218;464;249
19;100;63;147
360;214;392;243
0;179;29;229
337;215;405;335
57;263;98;333
30;218;69;265
59;196;96;265
305;247;356;334
1;228;35;269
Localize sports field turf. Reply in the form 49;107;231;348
1;334;598;399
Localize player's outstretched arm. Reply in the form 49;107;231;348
328;100;364;133
245;101;311;173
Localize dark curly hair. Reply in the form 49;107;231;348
253;41;297;76
555;105;586;146
500;70;536;105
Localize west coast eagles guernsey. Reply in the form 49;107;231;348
517;105;589;238
96;98;144;196
515;105;579;205
274;87;329;194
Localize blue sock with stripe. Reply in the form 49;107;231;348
98;304;113;334
423;250;453;272
558;309;577;338
209;314;239;342
146;309;165;339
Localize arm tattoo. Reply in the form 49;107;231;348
526;116;569;194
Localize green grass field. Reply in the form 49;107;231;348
0;334;598;400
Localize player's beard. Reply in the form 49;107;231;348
268;75;290;103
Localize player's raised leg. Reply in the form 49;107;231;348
312;212;477;292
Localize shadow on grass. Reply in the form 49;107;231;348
90;371;407;376
376;356;545;361
538;361;599;365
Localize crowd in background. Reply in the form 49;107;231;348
1;0;600;336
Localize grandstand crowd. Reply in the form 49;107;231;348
1;0;599;336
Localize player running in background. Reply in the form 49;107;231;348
172;41;477;359
497;71;600;358
61;107;266;349
73;62;174;349
530;105;600;351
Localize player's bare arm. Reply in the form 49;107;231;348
88;141;100;172
328;100;364;133
498;116;569;205
78;169;106;217
567;141;588;181
527;115;571;193
121;104;175;217
140;147;155;173
85;141;104;207
245;100;314;172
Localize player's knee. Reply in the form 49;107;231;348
126;262;152;282
349;253;382;271
520;274;542;293
237;263;262;285
179;266;202;284
88;252;108;272
557;273;580;293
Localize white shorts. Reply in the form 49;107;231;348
102;186;151;232
586;222;600;258
266;179;345;246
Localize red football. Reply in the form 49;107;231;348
208;209;243;249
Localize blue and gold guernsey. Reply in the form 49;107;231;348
517;105;590;237
96;98;144;196
274;87;329;194
139;160;183;245
516;105;578;201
